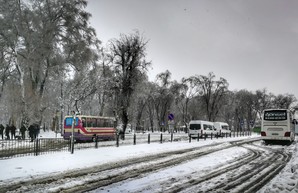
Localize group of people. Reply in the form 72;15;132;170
0;123;40;141
0;124;17;140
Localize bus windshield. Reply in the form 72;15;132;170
264;110;287;121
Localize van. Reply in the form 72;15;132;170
189;120;216;138
214;122;231;136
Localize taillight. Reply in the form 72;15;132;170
261;131;266;136
284;132;291;137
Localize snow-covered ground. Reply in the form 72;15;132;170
259;140;298;193
1;132;298;192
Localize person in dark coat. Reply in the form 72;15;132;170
20;125;27;139
5;124;10;140
0;124;4;140
33;123;40;139
28;124;34;142
11;125;16;139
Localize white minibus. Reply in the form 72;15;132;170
189;120;216;138
214;122;231;136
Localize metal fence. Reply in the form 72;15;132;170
0;131;252;159
0;138;70;159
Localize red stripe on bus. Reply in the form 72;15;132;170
80;127;115;134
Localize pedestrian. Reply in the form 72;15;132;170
33;123;40;139
5;124;10;140
20;125;27;139
11;125;16;139
28;124;34;142
0;124;4;140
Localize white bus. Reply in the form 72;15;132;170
261;109;295;144
214;122;231;136
188;120;216;138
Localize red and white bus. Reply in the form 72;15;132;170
63;115;116;141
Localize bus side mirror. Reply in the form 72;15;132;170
292;119;297;124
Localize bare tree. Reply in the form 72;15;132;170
234;90;258;131
128;77;150;132
273;94;296;109
196;72;229;122
96;49;114;116
254;89;274;118
172;76;200;130
144;82;158;133
153;70;174;132
108;31;150;138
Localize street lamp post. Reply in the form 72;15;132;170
70;110;76;154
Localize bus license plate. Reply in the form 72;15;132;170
272;133;279;136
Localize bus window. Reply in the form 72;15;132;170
96;118;103;127
91;118;96;127
86;118;92;127
264;110;287;121
103;120;107;127
108;120;114;127
81;117;86;127
103;119;112;127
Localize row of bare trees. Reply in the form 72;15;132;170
0;0;99;128
0;0;296;136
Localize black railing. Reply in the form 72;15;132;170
0;131;252;159
0;138;69;159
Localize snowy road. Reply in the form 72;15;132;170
1;137;294;193
92;139;291;193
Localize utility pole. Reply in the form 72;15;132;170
70;110;76;154
70;99;79;154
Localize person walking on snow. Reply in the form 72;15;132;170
20;125;27;139
5;124;10;140
0;124;4;140
11;125;16;139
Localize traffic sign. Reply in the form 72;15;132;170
168;113;174;120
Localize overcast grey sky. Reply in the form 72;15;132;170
86;0;298;97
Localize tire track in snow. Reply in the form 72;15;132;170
164;143;291;193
